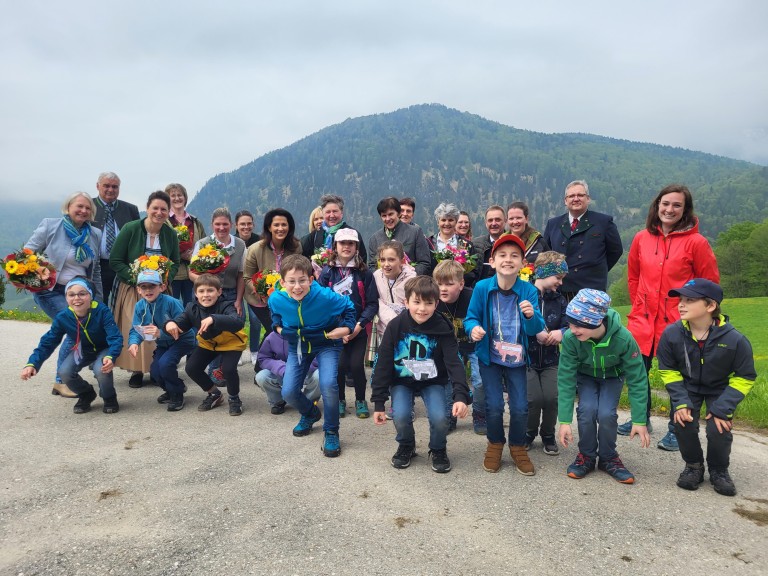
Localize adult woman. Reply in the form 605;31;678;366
110;191;180;387
308;206;323;233
235;210;261;363
25;192;104;397
427;202;477;285
300;195;367;263
166;183;206;306
506;201;549;265
456;210;473;240
244;208;302;341
623;184;720;449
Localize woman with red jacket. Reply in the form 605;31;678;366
622;184;720;450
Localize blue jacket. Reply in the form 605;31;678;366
317;264;379;329
464;275;546;366
268;282;356;354
26;302;123;369
129;294;196;349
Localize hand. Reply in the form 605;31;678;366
142;324;159;338
181;248;193;260
630;424;651;448
470;326;486;342
199;317;214;334
166;322;181;340
452;401;469;419
546;330;563;345
535;330;548;345
519;300;534;319
234;300;242;316
325;327;350;340
101;357;114;373
373;411;388;425
128;344;139;358
559;423;573;448
21;366;37;380
673;407;693;427
706;412;733;434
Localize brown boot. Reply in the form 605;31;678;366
510;445;535;476
483;442;505;473
51;382;77;398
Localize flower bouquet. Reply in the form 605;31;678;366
432;245;479;274
1;247;56;293
310;247;333;276
519;265;534;283
174;224;194;253
189;241;229;275
251;269;281;302
130;254;173;284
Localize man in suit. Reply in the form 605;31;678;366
92;172;140;304
472;205;506;282
543;180;623;300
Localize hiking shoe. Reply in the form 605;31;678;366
391;444;416;469
210;368;226;387
271;401;286;415
483;442;505;473
619;419;653;436
228;396;243;416
472;411;487;435
676;463;705;491
339;399;347;418
542;437;560;456
198;392;223;411
598;455;635;484
72;388;97;414
103;397;120;414
429;449;452;473
128;372;144;388
355;400;370;419
322;431;341;457
710;468;737;496
293;404;322;437
448;416;458;433
567;452;596;479
509;445;535;476
167;394;184;412
524;432;535;451
657;430;679;451
157;391;171;404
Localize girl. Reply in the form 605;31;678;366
373;240;417;338
317;228;378;418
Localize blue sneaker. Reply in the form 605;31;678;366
472;411;487;436
355;400;370;419
293;404;322;437
618;419;653;436
657;430;679;451
598;455;635;484
322;431;341;457
567;452;595;479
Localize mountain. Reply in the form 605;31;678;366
188;103;768;244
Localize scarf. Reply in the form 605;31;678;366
322;221;345;249
63;216;95;263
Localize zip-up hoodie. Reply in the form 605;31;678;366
129;293;196;349
317;262;379;330
557;308;648;426
526;287;568;370
657;315;755;420
373;265;417;336
370;309;471;412
167;298;246;352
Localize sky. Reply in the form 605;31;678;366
1;0;767;208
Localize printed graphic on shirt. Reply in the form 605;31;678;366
394;333;438;379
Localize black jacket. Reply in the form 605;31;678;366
301;224;367;263
526;288;568;370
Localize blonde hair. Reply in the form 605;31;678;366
534;251;567;267
308;206;322;233
432;260;464;283
61;192;96;221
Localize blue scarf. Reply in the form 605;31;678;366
322;220;345;249
63;216;95;263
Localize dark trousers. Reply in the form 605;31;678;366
673;390;733;470
186;348;241;397
100;260;116;305
249;305;273;344
337;331;367;402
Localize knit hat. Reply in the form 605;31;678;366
566;288;611;328
333;228;359;243
491;233;525;257
668;278;723;304
136;269;163;285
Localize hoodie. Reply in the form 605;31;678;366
167;298;246;352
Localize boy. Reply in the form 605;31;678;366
21;277;123;414
433;259;485;434
372;276;470;473
657;279;756;496
525;252;569;455
557;289;650;484
165;274;247;415
128;269;196;411
268;254;356;457
465;234;546;475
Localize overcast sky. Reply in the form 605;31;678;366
2;0;766;208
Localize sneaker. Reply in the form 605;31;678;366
509;445;535;476
157;391;171;404
618;419;653;436
73;388;97;414
542;437;560;456
472;411;487;436
709;468;737;496
447;416;458;433
103;397;120;414
657;430;679;451
167;394;184;412
429;449;452;473
391;444;416;469
271;401;286;415
483;442;505;473
211;368;226;387
567;452;596;479
228;396;243;416
198;392;223;411
322;431;341;457
524;432;535;451
676;463;705;491
339;399;347;418
355;400;370;419
128;372;144;388
598;455;635;484
293;404;322;437
385;406;394;420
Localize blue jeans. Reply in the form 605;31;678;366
151;341;196;395
59;348;116;399
575;374;624;460
478;362;527;445
392;384;449;450
283;345;341;432
246;304;262;353
255;369;320;407
468;352;485;416
33;284;74;384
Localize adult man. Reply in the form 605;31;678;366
301;194;367;263
92;172;140;303
543;180;623;300
367;197;431;275
399;197;416;225
472;205;506;282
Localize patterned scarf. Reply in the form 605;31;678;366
63;216;95;263
322;220;345;249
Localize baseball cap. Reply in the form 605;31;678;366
137;269;163;285
333;228;359;243
491;233;525;257
668;278;723;304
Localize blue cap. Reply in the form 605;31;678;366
668;278;723;304
136;269;163;285
566;288;611;328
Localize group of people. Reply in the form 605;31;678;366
19;175;756;495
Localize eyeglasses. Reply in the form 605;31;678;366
101;184;119;189
67;291;90;298
565;193;588;200
283;279;311;287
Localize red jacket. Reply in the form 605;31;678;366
626;218;719;357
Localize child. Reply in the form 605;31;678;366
21;277;123;414
525;252;569;455
657;279;756;496
165;274;247;416
127;269;196;411
371;276;470;473
433;259;484;434
373;240;417;338
255;330;321;414
317;227;378;419
557;289;651;484
268;254;356;457
465;234;546;475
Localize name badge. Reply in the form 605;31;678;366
402;358;438;381
492;340;524;364
333;275;354;296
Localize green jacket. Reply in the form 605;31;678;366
109;218;180;285
557;308;648;425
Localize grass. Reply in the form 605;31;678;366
0;307;51;323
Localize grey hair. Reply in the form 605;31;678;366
97;172;120;184
211;207;232;223
61;192;97;221
434;202;460;221
565;180;589;196
320;194;344;211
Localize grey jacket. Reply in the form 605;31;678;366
367;221;431;275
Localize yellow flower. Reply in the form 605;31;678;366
16;263;28;275
28;255;38;262
145;260;159;270
27;261;39;272
5;261;18;274
149;255;160;262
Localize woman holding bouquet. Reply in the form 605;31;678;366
166;183;206;306
22;192;104;397
427;202;478;286
110;191;179;387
